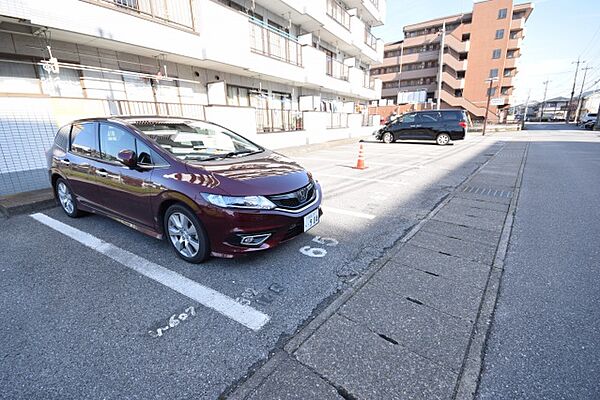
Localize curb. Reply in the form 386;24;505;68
276;134;374;156
225;138;512;400
0;188;56;218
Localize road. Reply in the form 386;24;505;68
0;133;501;399
477;123;600;399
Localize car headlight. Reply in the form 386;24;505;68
201;193;276;210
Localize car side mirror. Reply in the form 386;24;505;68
118;149;137;168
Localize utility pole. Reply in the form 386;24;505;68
539;80;550;122
482;77;498;136
574;66;593;122
436;21;446;110
567;58;584;122
522;89;531;130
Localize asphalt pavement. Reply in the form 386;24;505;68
0;134;500;399
477;124;600;400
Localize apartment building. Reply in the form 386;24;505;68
371;0;532;121
0;0;384;195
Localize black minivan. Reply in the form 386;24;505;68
375;109;468;145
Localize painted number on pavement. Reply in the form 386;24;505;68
148;306;196;338
299;236;339;258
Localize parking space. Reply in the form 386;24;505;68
0;135;505;398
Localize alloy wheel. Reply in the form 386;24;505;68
383;132;393;144
57;182;75;214
167;212;200;258
437;133;450;145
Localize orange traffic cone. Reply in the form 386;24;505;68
354;143;368;170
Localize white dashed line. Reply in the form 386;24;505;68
30;213;270;331
321;206;376;220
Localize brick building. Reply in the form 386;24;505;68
371;0;533;121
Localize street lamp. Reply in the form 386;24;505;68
482;77;499;136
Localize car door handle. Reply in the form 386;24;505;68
95;169;108;177
58;159;71;166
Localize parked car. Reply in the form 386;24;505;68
374;109;468;145
579;113;597;126
47;117;322;263
583;120;596;130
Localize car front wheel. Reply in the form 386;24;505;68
382;132;394;144
164;204;210;263
436;133;451;146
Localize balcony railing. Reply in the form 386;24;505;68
326;0;351;30
365;29;377;50
109;99;205;119
249;18;302;66
326;57;349;81
256;108;303;133
85;0;195;30
368;0;379;9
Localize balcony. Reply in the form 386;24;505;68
326;57;349;81
507;37;522;49
83;0;195;30
511;17;526;30
401;50;439;64
365;29;377;50
249;18;302;67
326;0;351;30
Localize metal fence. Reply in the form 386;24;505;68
326;0;351;30
249;18;302;67
326;57;349;81
87;0;195;29
364;28;377;50
327;112;349;129
256;108;303;133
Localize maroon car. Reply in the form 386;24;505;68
47;117;322;263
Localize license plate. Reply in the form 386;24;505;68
303;209;320;232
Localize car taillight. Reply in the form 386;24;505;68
458;121;467;128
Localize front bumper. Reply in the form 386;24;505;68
197;184;323;257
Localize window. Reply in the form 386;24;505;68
417;112;440;122
54;125;71;150
136;140;168;166
495;29;504;39
507;50;517;58
487;87;497;96
492;49;502;59
489;69;499;78
498;8;507;19
510;31;519;39
99;123;136;163
501;87;510;95
400;113;416;123
504;69;512;77
71;123;99;158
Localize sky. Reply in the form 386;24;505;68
373;0;600;104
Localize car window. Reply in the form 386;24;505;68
71;122;100;158
417;112;439;122
132;120;262;161
54;124;71;150
135;140;168;166
401;113;416;123
440;112;461;121
100;123;136;163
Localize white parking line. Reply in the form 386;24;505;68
30;213;270;331
315;172;408;185
321;206;376;220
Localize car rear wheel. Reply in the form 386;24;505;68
164;204;210;263
55;178;81;218
382;132;394;144
436;133;451;146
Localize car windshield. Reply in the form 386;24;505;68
131;120;262;161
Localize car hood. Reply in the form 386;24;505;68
184;150;311;196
